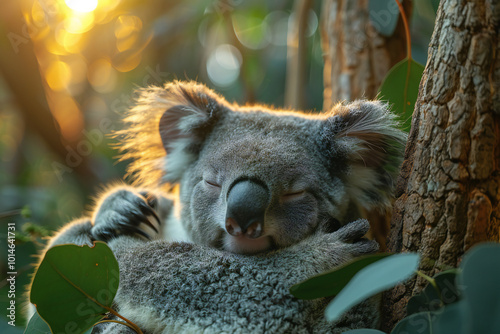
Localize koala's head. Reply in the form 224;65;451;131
120;81;406;254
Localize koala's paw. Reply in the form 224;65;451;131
330;219;379;257
91;188;163;242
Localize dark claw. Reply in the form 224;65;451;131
137;201;162;231
93;229;116;242
120;224;152;240
140;192;158;209
127;207;159;233
92;189;163;243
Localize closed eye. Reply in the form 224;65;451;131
205;180;221;188
281;190;306;201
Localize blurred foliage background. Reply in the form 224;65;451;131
0;0;436;329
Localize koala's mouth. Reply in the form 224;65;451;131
223;234;274;254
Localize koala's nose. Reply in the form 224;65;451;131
225;179;269;239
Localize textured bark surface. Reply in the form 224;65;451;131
321;0;410;108
285;0;313;110
321;0;411;250
382;0;500;330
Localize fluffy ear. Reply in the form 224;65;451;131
320;100;407;212
119;81;228;187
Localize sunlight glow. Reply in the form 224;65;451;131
64;13;96;34
46;60;72;91
65;0;98;13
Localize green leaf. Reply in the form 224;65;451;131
30;242;119;334
24;312;51;334
290;253;391;300
407;287;440;316
379;58;425;132
24;313;94;334
343;329;386;334
391;312;432;334
458;243;500;334
407;269;460;315
431;0;440;14
325;253;419;322
369;0;402;37
431;301;467;334
433;270;460;305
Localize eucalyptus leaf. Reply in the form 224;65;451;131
407;288;439;316
24;312;51;334
391;312;432;334
458;243;500;334
433;270;460;305
290;253;391;300
431;301;467;334
30;242;119;334
407;269;459;315
369;0;402;36
343;329;386;334
325;253;419;322
378;58;425;132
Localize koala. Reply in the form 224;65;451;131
36;81;406;333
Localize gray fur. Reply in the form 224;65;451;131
32;81;406;333
48;218;380;334
117;81;406;253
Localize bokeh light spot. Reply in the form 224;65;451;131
112;52;141;72
88;58;117;93
115;15;142;39
50;94;84;142
64;13;95;34
31;1;46;25
46;60;72;91
207;44;242;87
264;11;289;46
55;27;85;53
232;12;270;50
65;0;98;13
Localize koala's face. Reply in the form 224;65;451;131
180;112;347;254
121;81;406;254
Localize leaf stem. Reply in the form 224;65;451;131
395;0;412;61
394;0;412;116
105;307;144;334
94;319;140;333
415;270;441;299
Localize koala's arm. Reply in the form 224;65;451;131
45;218;94;248
44;186;177;250
93;219;379;334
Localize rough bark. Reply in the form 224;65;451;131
321;0;411;108
285;0;314;110
321;0;411;250
382;0;500;331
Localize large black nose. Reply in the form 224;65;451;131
225;179;269;239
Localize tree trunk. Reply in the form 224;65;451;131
285;0;314;110
320;0;411;250
0;0;98;187
382;0;500;330
321;0;411;108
